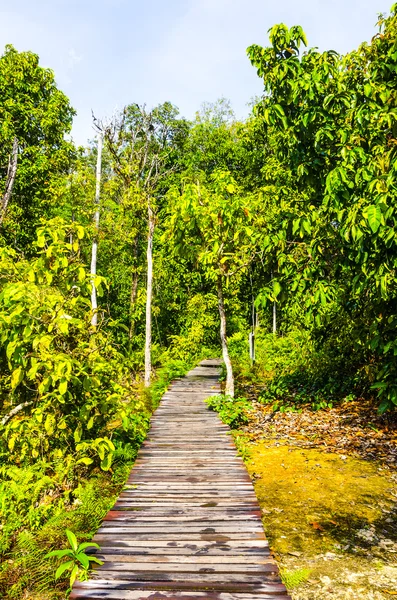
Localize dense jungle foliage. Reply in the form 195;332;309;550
0;4;396;597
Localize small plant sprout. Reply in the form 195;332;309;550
45;529;103;588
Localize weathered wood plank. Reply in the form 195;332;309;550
92;555;271;564
71;361;290;600
71;591;291;600
72;579;288;593
104;512;262;521
90;562;279;573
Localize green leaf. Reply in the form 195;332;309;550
88;556;104;565
77;457;93;466
273;281;282;297
70;564;79;586
45;549;73;559
100;452;113;471
366;205;382;234
55;560;74;580
11;367;24;390
59;379;68;396
74;425;82;443
37;235;46;248
44;414;56;436
77;542;101;552
76;552;90;569
66;529;78;552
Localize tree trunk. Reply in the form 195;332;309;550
129;234;140;340
0;138;18;227
217;275;234;397
90;134;103;327
273;301;277;334
144;204;155;387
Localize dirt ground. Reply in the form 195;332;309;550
237;400;397;599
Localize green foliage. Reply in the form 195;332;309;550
0;218;149;468
0;45;76;249
246;5;397;411
2;6;397;597
280;568;312;590
166;293;220;360
0;465;125;598
205;394;253;429
166;170;261;283
45;529;103;588
232;329;362;412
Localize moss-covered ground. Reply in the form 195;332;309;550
239;436;397;599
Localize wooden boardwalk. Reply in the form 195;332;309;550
71;360;290;600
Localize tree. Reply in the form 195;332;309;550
102;103;188;385
246;5;397;409
0;45;75;249
90;134;103;327
167;171;261;396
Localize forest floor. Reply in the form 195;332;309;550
235;395;397;599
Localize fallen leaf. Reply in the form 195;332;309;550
311;521;325;531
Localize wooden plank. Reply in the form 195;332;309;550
97;524;265;533
93;534;267;542
104;512;262;521
71;591;291;600
71;360;290;600
90;562;278;573
88;544;270;556
72;580;288;593
89;572;281;584
92;555;271;564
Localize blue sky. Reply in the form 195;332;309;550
0;0;390;145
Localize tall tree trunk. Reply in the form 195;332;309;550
144;204;155;387
0;138;18;227
129;234;140;340
90;134;103;327
271;271;277;334
217;275;234;397
273;301;277;334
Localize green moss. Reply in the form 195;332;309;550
246;442;395;556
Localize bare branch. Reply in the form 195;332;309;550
0;137;18;226
1;400;33;426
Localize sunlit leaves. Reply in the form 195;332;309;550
247;5;397;409
364;205;382;233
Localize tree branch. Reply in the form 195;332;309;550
1;400;34;426
0;137;18;226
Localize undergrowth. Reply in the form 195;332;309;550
228;328;366;412
205;394;253;429
0;349;210;599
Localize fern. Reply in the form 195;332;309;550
281;567;312;590
1;531;64;599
